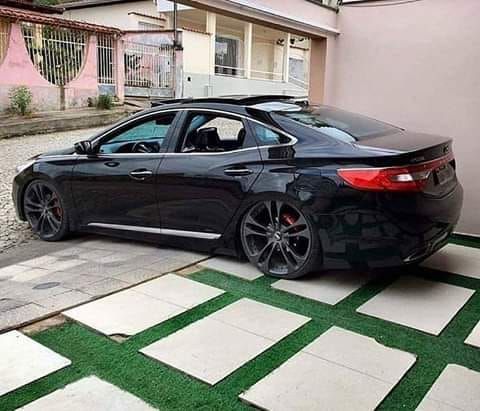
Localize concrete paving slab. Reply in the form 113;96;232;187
0;304;50;330
207;298;310;341
133;274;224;309
64;275;223;336
357;276;475;335
140;298;309;385
422;243;480;279
199;257;263;281
272;271;373;305
302;327;416;384
416;364;480;411
35;290;92;311
0;331;71;397
465;321;480;348
18;375;155;410
240;326;415;411
63;289;185;336
6;268;52;283
76;277;130;296
241;350;391;411
141;317;272;385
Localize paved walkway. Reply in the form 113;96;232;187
0;236;209;331
0;240;478;410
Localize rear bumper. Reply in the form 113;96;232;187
317;183;463;271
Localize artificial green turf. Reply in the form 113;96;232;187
0;236;479;410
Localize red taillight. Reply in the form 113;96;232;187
338;153;454;192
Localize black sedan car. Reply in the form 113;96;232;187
12;95;462;279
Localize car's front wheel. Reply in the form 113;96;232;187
240;200;321;279
23;180;69;241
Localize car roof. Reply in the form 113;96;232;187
151;94;306;107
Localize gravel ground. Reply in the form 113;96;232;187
0;127;104;253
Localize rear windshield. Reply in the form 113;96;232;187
275;106;400;142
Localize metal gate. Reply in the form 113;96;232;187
124;41;174;98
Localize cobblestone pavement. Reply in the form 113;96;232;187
0;128;104;253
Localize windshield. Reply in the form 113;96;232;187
275;106;400;142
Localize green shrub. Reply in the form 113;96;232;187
9;86;33;116
96;94;113;110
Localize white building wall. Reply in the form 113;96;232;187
63;1;162;31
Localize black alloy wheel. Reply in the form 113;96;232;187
241;200;319;278
23;181;68;241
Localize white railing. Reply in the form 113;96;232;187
251;69;283;82
97;34;115;85
22;23;87;86
214;64;246;77
0;19;9;64
124;41;173;88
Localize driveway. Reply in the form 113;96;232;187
0;241;479;410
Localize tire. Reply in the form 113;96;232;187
240;199;321;279
23;180;70;242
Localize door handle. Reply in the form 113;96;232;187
224;167;254;176
129;169;153;180
104;161;120;168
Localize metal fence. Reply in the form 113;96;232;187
22;23;87;86
124;41;173;88
0;19;9;64
97;34;115;84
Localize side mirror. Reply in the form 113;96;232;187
74;140;94;155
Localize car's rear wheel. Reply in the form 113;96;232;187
23;180;69;241
240;200;321;279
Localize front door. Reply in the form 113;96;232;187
72;111;178;229
157;110;263;237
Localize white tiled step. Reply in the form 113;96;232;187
356;276;475;335
63;274;224;336
18;376;155;410
422;243;480;279
0;331;71;397
416;364;480;411
240;327;416;411
465;321;480;348
199;257;263;281
140;298;310;385
272;271;373;305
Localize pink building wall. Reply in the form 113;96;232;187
327;0;480;235
0;23;59;111
0;22;102;111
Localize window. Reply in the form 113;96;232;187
179;113;247;153
273;106;400;142
250;122;291;146
215;36;242;76
99;114;176;154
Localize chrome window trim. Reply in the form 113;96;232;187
87;222;222;240
39;108;297;160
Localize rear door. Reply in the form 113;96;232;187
156;110;263;237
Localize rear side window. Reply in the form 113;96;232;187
250;122;291;146
274;106;400;142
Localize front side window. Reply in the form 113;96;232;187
179;113;246;153
99;113;176;154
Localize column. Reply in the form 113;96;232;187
115;37;125;102
244;22;252;79
206;12;216;77
283;33;291;83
